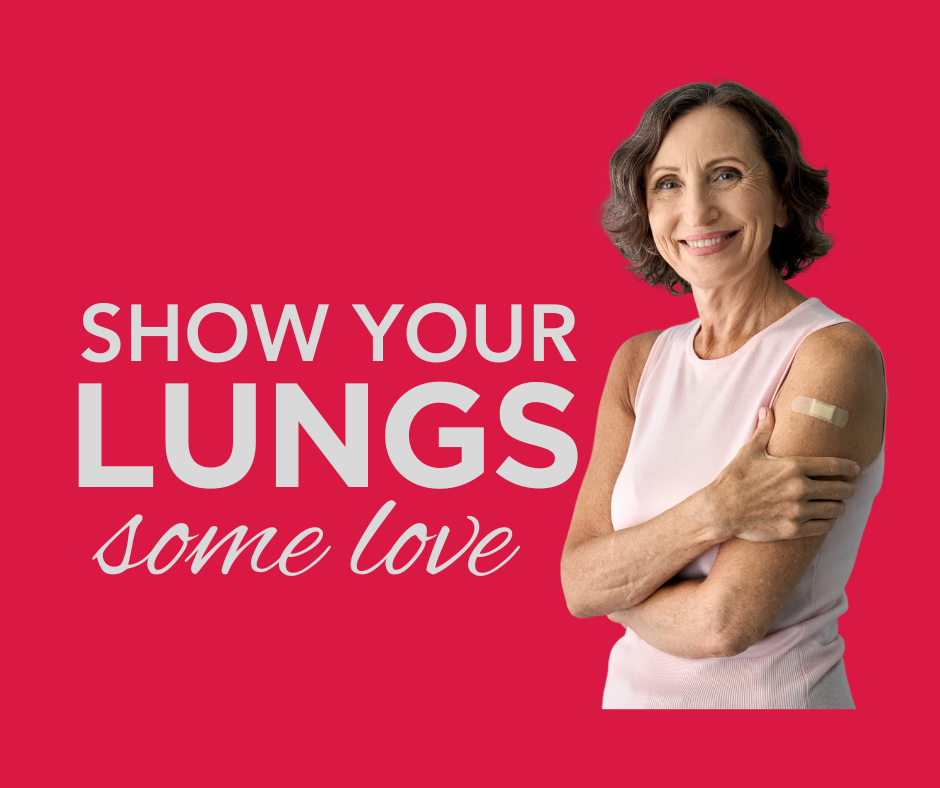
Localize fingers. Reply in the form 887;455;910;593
748;406;775;452
798;519;838;538
805;478;857;501
796;455;861;479
803;499;846;521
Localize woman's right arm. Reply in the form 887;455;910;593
560;334;858;619
561;333;725;617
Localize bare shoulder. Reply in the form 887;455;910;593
608;330;664;413
771;322;886;469
793;321;882;374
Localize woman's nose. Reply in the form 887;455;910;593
682;180;719;228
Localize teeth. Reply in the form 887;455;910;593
687;233;733;248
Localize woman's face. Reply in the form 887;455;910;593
644;107;787;292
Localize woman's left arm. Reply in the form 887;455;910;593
609;323;886;659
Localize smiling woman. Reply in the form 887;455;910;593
561;82;886;709
604;82;832;297
645;110;791;313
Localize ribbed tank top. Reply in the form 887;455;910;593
602;297;885;709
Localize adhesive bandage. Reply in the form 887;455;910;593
791;396;849;427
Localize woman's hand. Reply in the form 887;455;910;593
705;407;859;543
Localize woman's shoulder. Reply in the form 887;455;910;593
614;330;664;361
612;330;666;377
775;319;886;468
795;320;883;373
609;331;665;414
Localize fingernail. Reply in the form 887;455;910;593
759;407;767;421
854;464;860;475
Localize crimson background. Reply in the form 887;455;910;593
4;1;936;784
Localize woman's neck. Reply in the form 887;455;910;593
690;264;807;360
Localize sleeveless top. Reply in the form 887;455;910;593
602;297;886;709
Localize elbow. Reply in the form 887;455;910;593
702;637;747;659
560;568;602;619
561;577;596;619
564;586;632;619
694;589;766;658
701;623;762;659
560;554;592;618
560;553;619;619
565;595;596;619
560;548;639;619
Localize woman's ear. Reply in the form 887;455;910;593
774;200;788;229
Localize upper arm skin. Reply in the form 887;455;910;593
563;331;662;552
700;323;886;655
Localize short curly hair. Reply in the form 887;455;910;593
602;82;833;295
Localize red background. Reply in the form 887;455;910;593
4;1;935;784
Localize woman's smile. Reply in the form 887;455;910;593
643;106;788;290
681;229;740;255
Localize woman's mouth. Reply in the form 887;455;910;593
681;230;739;256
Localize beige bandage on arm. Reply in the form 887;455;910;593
791;396;849;427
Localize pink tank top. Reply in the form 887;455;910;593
603;297;885;709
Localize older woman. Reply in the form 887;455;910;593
561;82;886;709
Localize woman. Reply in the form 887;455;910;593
561;82;886;709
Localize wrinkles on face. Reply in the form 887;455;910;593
643;107;787;294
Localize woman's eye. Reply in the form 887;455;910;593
657;180;678;190
716;170;740;182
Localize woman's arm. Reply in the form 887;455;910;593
561;329;861;619
561;332;726;618
608;324;886;658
